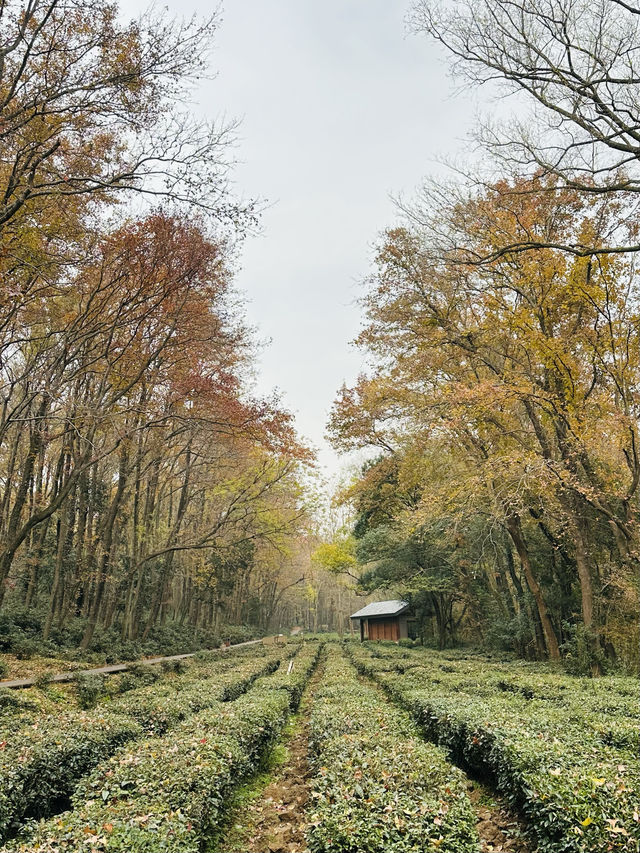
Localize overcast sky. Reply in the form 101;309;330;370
125;1;481;479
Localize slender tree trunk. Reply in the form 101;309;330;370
80;444;129;650
505;514;560;660
143;443;192;639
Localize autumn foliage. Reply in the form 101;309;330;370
0;0;311;653
330;177;639;671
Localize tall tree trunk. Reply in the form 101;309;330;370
80;444;129;650
143;443;192;639
505;514;560;660
0;395;49;602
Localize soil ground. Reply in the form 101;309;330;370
468;781;532;852
217;663;324;853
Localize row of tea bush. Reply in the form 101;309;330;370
0;647;283;843
8;643;322;852
350;644;639;853
306;646;479;853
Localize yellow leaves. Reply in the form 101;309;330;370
312;541;357;574
581;816;593;827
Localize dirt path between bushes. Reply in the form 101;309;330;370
218;660;325;853
467;780;531;852
356;669;532;853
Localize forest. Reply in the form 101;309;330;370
326;175;639;673
0;0;355;665
322;2;640;676
0;0;638;676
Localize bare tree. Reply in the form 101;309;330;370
411;0;640;254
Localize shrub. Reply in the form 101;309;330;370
560;623;610;676
73;672;105;709
160;657;189;674
8;644;319;852
306;648;478;853
0;687;20;712
33;672;54;691
252;642;322;708
0;658;7;679
139;621;220;656
194;648;222;662
12;691;290;853
106;653;281;734
218;624;261;645
0;709;142;842
349;643;639;853
0;608;42;652
0;649;284;844
115;663;160;694
11;638;40;660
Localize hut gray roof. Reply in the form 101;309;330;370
350;600;410;619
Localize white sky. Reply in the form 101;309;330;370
124;1;482;480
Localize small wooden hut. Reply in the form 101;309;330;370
350;600;410;642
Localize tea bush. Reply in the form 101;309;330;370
252;641;322;708
350;644;639;853
306;647;478;853
0;687;30;714
102;653;280;733
73;672;106;709
0;709;141;842
113;662;160;695
9;644;319;851
0;650;282;843
159;656;189;674
8;690;290;852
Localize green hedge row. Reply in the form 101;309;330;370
9;646;320;851
350;645;639;853
355;644;638;752
0;651;281;843
306;647;478;853
252;640;322;708
0;643;273;735
107;653;280;734
0;646;279;744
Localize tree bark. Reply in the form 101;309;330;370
505;514;561;660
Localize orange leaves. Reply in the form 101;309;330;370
331;171;639;658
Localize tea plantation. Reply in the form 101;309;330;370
0;641;637;852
